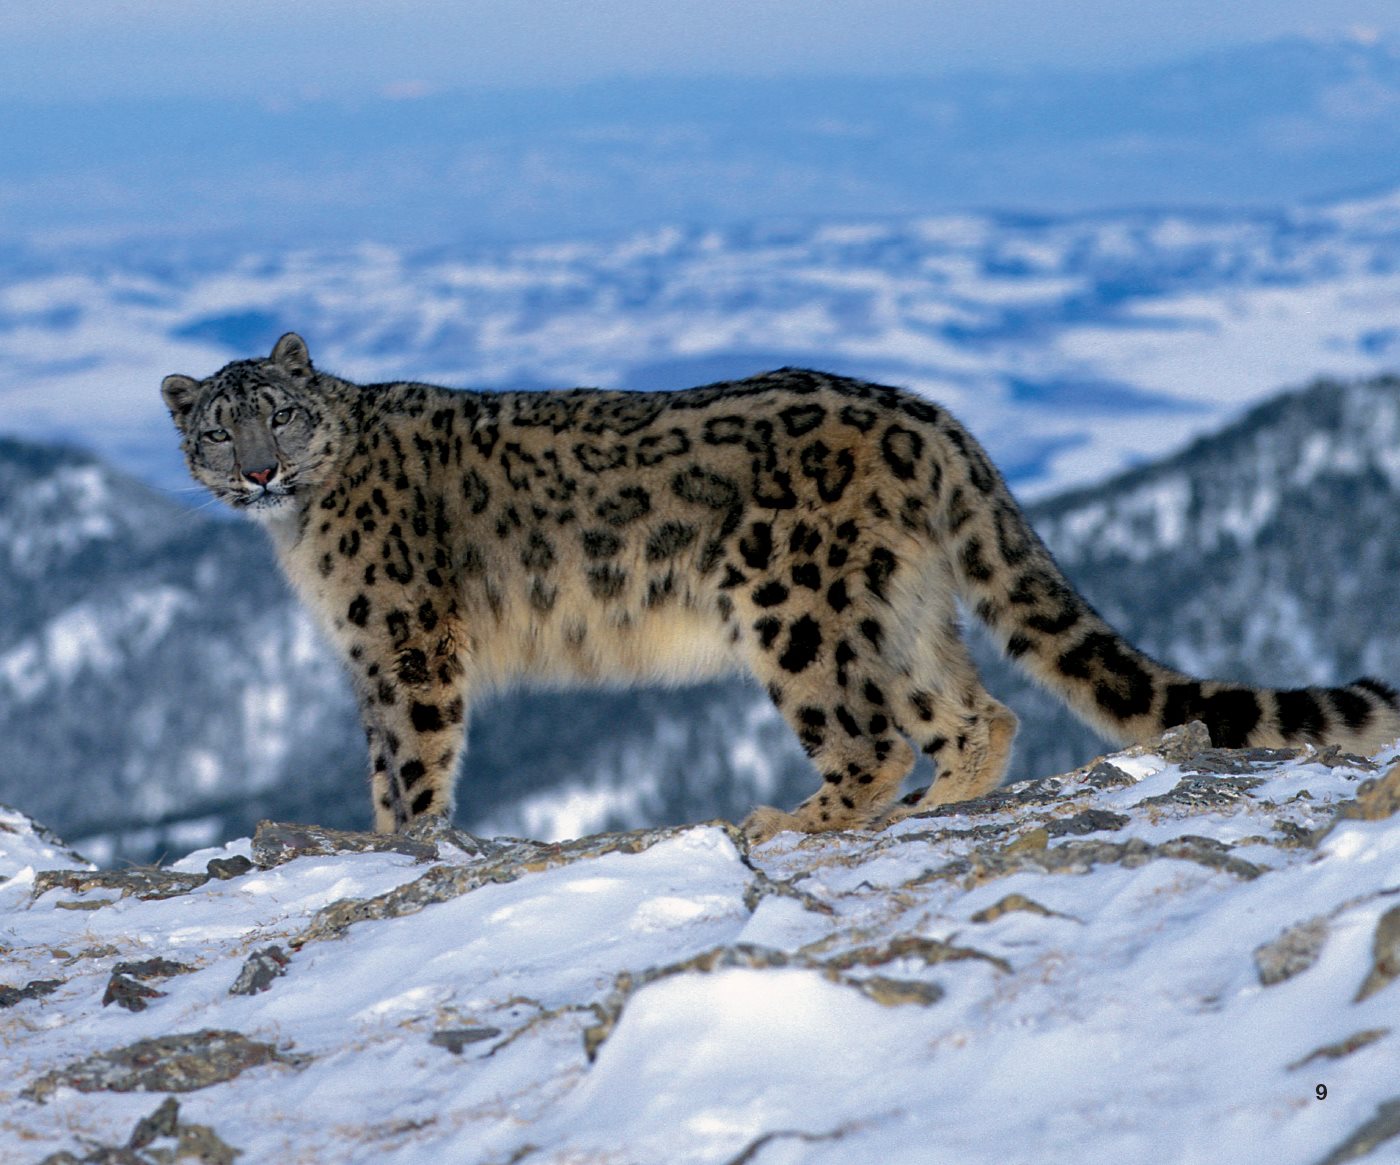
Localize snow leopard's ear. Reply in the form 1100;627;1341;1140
161;374;201;428
270;332;313;383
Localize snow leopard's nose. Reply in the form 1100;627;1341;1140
244;465;276;487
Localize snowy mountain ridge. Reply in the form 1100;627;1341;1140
1035;374;1400;563
0;442;186;584
2;728;1398;1163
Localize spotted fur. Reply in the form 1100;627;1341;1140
162;335;1400;841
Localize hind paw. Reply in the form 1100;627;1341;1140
741;805;808;845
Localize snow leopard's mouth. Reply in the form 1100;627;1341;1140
231;483;297;515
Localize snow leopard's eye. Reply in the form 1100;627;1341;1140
270;407;296;427
203;428;231;443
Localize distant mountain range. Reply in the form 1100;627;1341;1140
5;35;1400;247
6;181;1400;511
3;371;1398;863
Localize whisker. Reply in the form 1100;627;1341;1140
178;496;225;518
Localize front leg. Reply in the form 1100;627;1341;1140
355;634;470;833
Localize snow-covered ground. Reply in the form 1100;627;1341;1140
3;731;1398;1164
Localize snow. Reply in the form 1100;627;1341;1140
0;465;116;573
0;806;94;882
2;741;1398;1164
0;587;192;703
506;777;661;843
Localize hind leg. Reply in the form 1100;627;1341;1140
885;642;1018;822
898;689;1017;808
742;636;918;843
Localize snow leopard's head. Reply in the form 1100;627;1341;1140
162;333;342;523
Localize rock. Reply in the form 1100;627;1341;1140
1309;760;1400;846
1309;746;1379;772
32;868;210;903
229;946;291;996
722;1124;857;1165
1005;827;1049;854
1155;835;1263;879
996;776;1071;806
930;832;1263;889
0;977;63;1009
250;820;441;867
1081;762;1136;789
742;870;835;916
1355;905;1400;1003
1045;809;1129;837
1156;720;1213;763
403;815;509;858
100;973;165;1013
970;894;1065;923
429;1027;502;1054
6;733;1397;1160
1254;917;1329;986
35;1096;241;1165
1314;1097;1400;1165
205;855;255;880
581;937;966;1060
1338;761;1400;823
897;775;1071;819
1185;749;1299;776
1141;776;1265;810
848;976;944;1007
101;956;196;1011
24;1029;303;1103
1287;1028;1389;1071
823;934;1011;975
126;1095;181;1146
112;957;196;980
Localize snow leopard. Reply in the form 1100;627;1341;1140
162;334;1400;841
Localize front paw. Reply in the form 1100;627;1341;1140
741;805;807;845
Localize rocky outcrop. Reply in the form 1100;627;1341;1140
2;732;1399;1164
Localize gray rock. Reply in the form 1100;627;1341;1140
1355;905;1400;1003
36;1096;241;1165
1045;809;1129;837
0;977;62;1009
1254;917;1329;986
430;1027;503;1054
250;820;440;868
100;974;165;1013
228;946;291;997
1156;720;1213;764
205;855;255;880
1313;1097;1400;1165
32;868;209;904
25;1029;303;1103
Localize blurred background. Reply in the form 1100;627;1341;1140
4;2;1400;862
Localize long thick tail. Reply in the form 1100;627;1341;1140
938;424;1400;755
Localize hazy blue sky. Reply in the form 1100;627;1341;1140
4;0;1400;101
